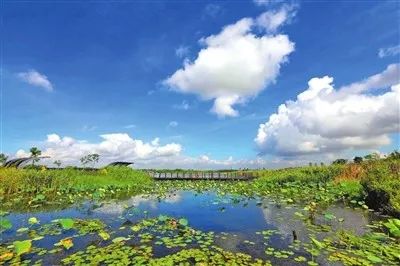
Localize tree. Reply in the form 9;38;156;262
89;154;100;167
0;153;8;166
54;160;62;168
387;150;400;159
364;152;380;161
29;147;42;165
353;156;363;164
332;159;347;165
80;153;100;168
80;155;90;167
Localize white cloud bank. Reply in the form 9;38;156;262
17;70;53;91
16;133;181;165
255;64;400;156
164;6;295;117
14;133;287;169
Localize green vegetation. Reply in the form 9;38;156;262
0;167;152;210
361;157;400;216
0;155;399;214
0;154;399;265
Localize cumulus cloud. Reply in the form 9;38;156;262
17;70;53;91
164;10;295;117
255;64;400;156
16;149;31;158
378;45;400;58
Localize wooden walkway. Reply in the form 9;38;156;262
148;171;254;181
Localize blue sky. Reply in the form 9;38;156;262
2;0;399;168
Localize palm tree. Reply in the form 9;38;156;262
30;147;42;165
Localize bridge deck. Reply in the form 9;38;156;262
149;172;254;181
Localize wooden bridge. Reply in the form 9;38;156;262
148;171;255;181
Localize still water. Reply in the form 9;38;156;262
1;191;382;265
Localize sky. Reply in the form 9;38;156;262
1;0;399;169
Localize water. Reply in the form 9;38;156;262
0;190;383;265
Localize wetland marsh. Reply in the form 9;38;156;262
0;157;399;265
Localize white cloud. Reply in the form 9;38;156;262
13;133;295;169
82;125;97;132
135;154;278;170
378;45;400;58
124;124;136;129
164;11;295;117
210;95;240;117
175;45;190;58
255;64;400;156
173;100;190;110
151;137;160;146
168;121;178;127
17;70;53;91
16;133;182;165
16;149;31;158
256;5;296;32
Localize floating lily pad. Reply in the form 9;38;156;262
28;217;39;225
13;240;32;256
54;218;74;230
179;218;188;226
0;218;12;231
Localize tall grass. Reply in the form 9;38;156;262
253;164;344;184
0;167;153;199
360;158;400;215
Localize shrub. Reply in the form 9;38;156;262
361;159;400;215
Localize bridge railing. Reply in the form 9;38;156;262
147;171;254;180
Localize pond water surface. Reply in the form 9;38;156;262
1;190;384;265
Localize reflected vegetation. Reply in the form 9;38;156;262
1;190;399;265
